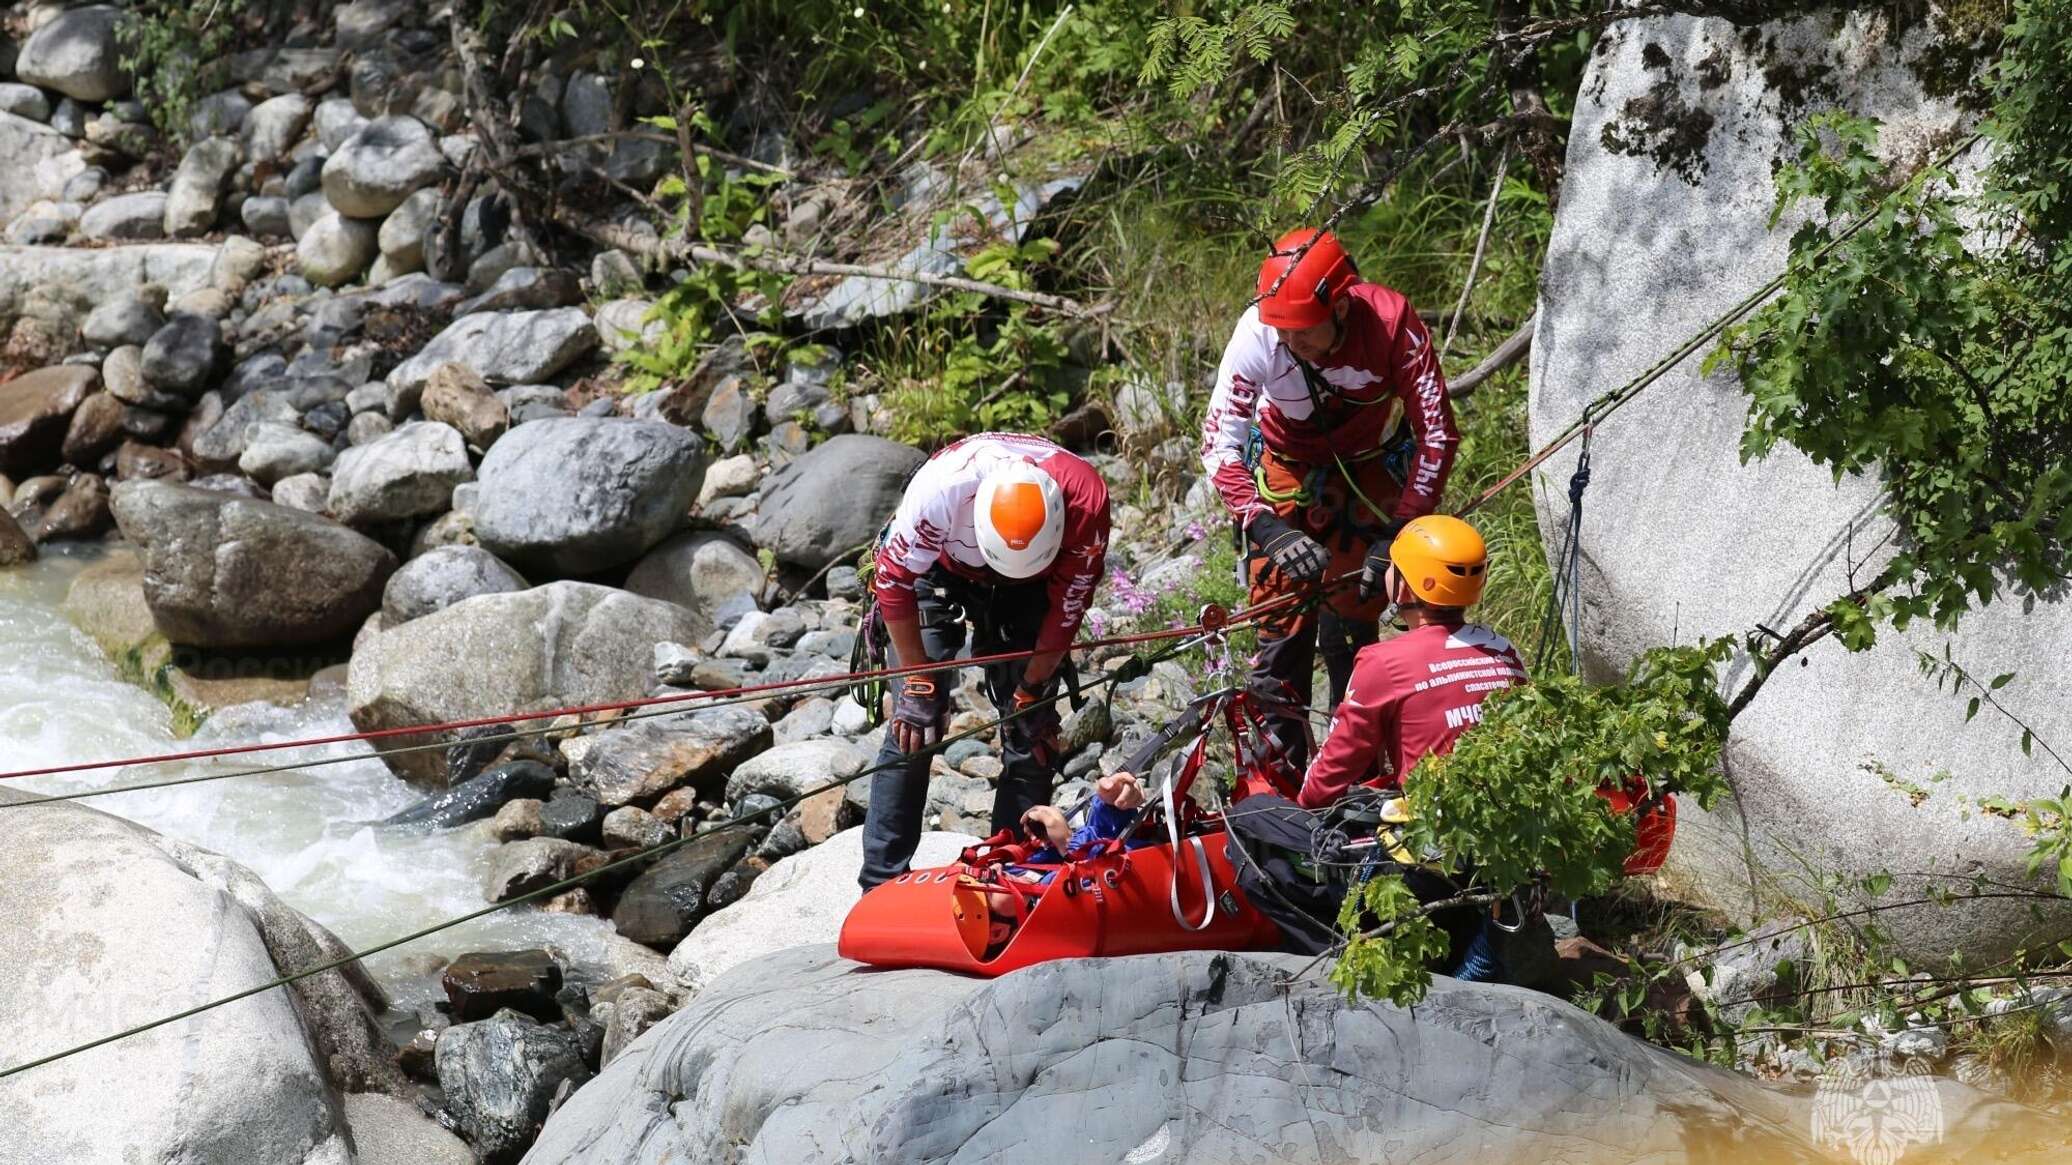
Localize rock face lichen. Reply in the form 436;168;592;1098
1533;8;2067;964
1594;4;1993;187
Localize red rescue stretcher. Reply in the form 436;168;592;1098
839;608;1679;977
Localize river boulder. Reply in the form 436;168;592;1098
0;786;399;1165
327;420;474;525
1532;10;2072;961
622;530;764;634
750;434;924;570
0;365;95;477
346;581;702;783
14;5;127;103
386;307;598;396
610;828;755;949
531;942;2059;1164
322;115;445;219
382;544;528;624
436;1010;592;1165
473;417;704;576
109;479;397;649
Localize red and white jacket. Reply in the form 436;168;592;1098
873;434;1110;656
1298;622;1528;810
1200;283;1460;529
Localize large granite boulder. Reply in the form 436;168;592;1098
14;5;127;103
473;418;704;576
110;479;397;649
1531;12;2071;961
0;113;81;227
532;943;2059;1165
0;365;95;477
749;434;924;570
0;786;400;1165
664;826;974;995
346;581;701;783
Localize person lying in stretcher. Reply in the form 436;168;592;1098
957;770;1157;957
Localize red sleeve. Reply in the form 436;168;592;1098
1298;649;1400;809
1035;466;1110;655
872;540;921;624
1393;310;1459;519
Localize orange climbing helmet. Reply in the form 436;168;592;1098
1388;516;1489;608
974;460;1065;578
1256;228;1360;330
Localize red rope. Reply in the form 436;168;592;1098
0;579;1335;783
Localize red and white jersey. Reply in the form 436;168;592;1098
1200;283;1459;527
873;433;1111;655
1297;621;1528;809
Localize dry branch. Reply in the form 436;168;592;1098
1449;315;1534;400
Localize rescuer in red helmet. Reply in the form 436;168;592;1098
1199;227;1461;768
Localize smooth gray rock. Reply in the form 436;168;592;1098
622;531;763;635
189;90;253;138
80;191;168;241
241;195;293;238
0;113;80;228
382;544;527;624
327;420;474;525
322;115;444;218
663;827;971;994
0;786;389;1165
749;434;925;570
242;93;314;165
534;943;2056;1165
314;97;369;153
288;190;330;241
723;739;865;804
165;136;241;236
0;82;51;123
376;185;437;271
610;829;754;949
341;1093;474;1165
298;211;379;288
80;291;164;350
387;307;598;393
384;760;558;830
1532;12;2072;962
437;1010;592;1165
346;581;701;782
592;297;660;355
562;706;771;807
455;266;582;316
238;421;335;485
270;471;330;514
110;479;397;648
15;5;126;102
473;418;703;576
139;313;223;396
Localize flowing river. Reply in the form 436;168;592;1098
0;547;625;1009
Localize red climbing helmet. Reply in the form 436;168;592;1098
1255;228;1359;330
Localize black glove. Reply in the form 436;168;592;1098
891;673;949;752
1248;513;1328;584
1007;683;1062;766
1357;520;1407;602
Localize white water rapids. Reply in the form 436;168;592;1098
0;548;626;1009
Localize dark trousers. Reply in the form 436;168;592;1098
858;570;1057;890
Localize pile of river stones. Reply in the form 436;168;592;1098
0;8;1184;1157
